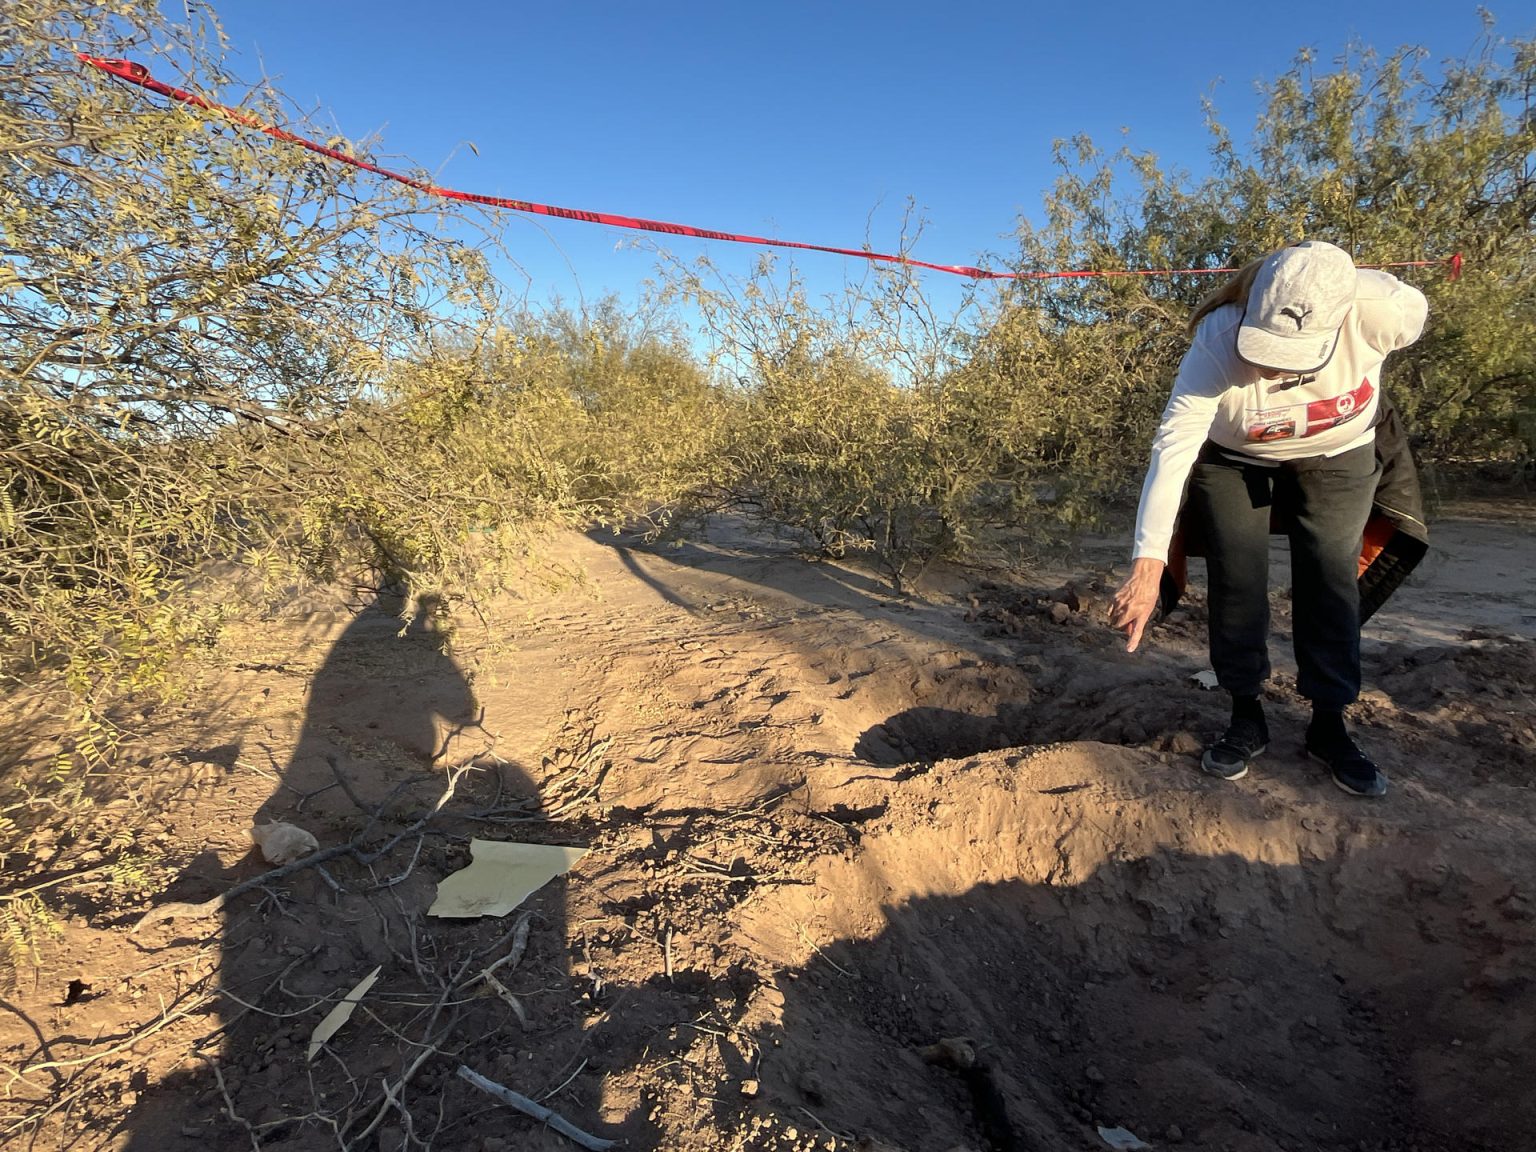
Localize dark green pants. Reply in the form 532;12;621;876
1187;440;1380;708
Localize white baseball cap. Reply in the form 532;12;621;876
1236;240;1358;373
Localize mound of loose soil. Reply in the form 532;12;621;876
2;506;1533;1152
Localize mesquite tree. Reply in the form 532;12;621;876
1;2;499;697
1006;25;1536;472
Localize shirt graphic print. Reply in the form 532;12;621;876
1244;377;1374;444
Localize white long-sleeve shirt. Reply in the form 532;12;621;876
1131;269;1428;563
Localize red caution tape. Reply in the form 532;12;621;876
78;55;1463;285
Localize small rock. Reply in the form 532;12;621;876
1049;602;1072;625
1168;732;1203;757
740;1078;760;1098
919;1036;977;1070
250;820;319;865
1085;1064;1106;1084
1166;1124;1184;1142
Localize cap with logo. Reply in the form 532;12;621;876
1236;240;1358;373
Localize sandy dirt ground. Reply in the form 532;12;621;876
2;498;1533;1152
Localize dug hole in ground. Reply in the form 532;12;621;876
2;499;1533;1152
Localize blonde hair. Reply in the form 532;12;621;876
1187;256;1268;338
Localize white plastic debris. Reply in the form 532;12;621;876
428;838;587;919
250;820;319;864
1098;1126;1153;1150
1097;1126;1152;1150
1189;669;1220;691
307;966;381;1061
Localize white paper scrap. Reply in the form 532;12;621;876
1189;669;1220;691
428;839;587;919
307;965;381;1061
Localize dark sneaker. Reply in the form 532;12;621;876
1307;736;1388;797
1201;717;1268;781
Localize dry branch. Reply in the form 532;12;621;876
132;760;475;935
455;1065;615;1151
130;844;354;933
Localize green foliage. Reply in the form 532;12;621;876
0;893;63;983
668;254;1101;586
336;300;730;579
1005;25;1536;469
514;300;732;533
2;0;1532;844
1229;33;1536;461
1;1;502;702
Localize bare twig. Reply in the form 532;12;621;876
370;834;425;890
797;1105;853;1143
314;864;345;894
341;993;460;1149
0;862;116;903
133;761;475;935
455;1065;615;1151
794;921;853;978
208;1057;262;1152
14;990;216;1077
540;1058;589;1103
477;911;534;1026
130;844;354;933
481;912;533;978
343;1036;442;1150
481;972;530;1027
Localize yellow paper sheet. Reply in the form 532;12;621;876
427;839;587;919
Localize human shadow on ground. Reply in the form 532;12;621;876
118;585;605;1151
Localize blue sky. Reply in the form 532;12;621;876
203;1;1519;319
